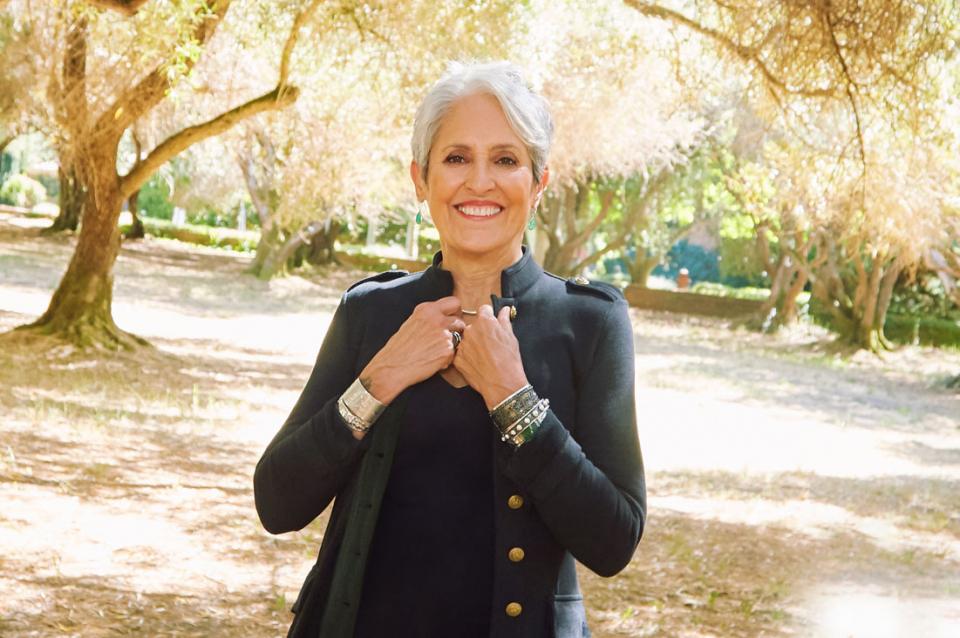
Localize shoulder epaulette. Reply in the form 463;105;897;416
564;275;623;301
347;269;410;292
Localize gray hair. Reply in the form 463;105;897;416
411;61;554;184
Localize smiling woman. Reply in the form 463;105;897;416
253;61;646;638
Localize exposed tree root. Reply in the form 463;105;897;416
13;313;150;352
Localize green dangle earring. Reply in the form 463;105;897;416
527;216;536;231
415;201;423;225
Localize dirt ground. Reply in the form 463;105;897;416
1;212;958;637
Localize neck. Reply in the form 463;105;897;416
441;243;522;310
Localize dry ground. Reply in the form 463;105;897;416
1;212;958;637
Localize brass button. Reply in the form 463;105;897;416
574;275;589;285
508;547;525;562
509;306;517;320
507;494;524;509
505;602;522;617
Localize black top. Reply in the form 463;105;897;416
353;374;494;638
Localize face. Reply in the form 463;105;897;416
411;92;549;262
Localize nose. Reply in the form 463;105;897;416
465;159;495;193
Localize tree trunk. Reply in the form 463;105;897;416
249;220;280;277
259;222;323;280
628;254;660;288
18;157;147;350
124;189;144;239
305;219;340;265
47;163;85;232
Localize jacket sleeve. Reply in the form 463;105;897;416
253;294;367;534
496;297;646;577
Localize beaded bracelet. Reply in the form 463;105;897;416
500;398;550;445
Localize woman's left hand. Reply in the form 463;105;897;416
453;305;529;410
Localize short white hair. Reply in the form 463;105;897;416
411;61;554;184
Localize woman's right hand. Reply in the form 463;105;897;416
358;296;465;407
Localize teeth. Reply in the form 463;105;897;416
457;205;501;217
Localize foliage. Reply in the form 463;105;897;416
0;173;47;207
136;174;174;220
654;239;720;284
123;216;258;253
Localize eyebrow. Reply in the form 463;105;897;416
439;143;522;153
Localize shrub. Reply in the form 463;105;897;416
0;174;48;208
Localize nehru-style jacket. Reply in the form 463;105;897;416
253;247;646;638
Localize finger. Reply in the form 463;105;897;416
435;296;462;315
498;305;515;330
478;304;495;318
449;318;467;333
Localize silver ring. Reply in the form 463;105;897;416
451;331;462;350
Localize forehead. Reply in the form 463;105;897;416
433;92;527;152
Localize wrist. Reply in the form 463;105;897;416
483;377;530;411
359;361;402;405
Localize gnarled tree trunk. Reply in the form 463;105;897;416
47;161;86;232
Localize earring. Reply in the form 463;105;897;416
415;201;424;225
527;216;536;231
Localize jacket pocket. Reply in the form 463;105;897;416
552;594;591;638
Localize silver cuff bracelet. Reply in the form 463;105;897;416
338;377;386;432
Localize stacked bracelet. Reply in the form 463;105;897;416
489;384;549;448
337;378;386;434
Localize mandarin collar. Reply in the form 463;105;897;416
420;245;543;300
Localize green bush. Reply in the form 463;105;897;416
137;174;174;220
883;315;960;348
809;298;960;348
122;217;259;253
0;174;48;208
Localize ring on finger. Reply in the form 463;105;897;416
451;331;462;351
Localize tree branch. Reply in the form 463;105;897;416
84;0;152;16
92;0;232;143
120;86;298;198
623;1;835;100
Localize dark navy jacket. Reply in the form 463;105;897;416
253;248;646;638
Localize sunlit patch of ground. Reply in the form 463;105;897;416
2;214;959;637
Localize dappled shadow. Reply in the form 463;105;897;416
651;469;960;539
0;570;290;637
631;327;959;433
579;510;957;638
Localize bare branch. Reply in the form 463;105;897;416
623;0;836;100
278;0;324;88
92;0;232;143
120;86;299;198
84;0;152;16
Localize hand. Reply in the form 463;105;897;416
453;305;529;410
360;296;465;405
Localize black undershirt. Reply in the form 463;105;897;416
353;373;495;638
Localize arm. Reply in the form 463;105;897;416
253;294;366;534
496;299;646;577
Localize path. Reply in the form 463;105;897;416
1;213;958;637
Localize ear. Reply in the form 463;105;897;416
533;166;550;207
410;160;427;201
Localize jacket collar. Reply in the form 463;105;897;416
420;245;543;301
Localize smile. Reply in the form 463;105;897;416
455;204;503;218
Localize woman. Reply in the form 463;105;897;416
254;61;646;638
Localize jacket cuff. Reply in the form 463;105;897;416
311;398;368;468
496;411;581;502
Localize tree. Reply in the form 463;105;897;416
521;0;705;276
5;0;320;349
626;0;959;350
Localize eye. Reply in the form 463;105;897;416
444;154;466;164
496;156;518;166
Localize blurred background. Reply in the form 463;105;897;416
0;1;958;637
